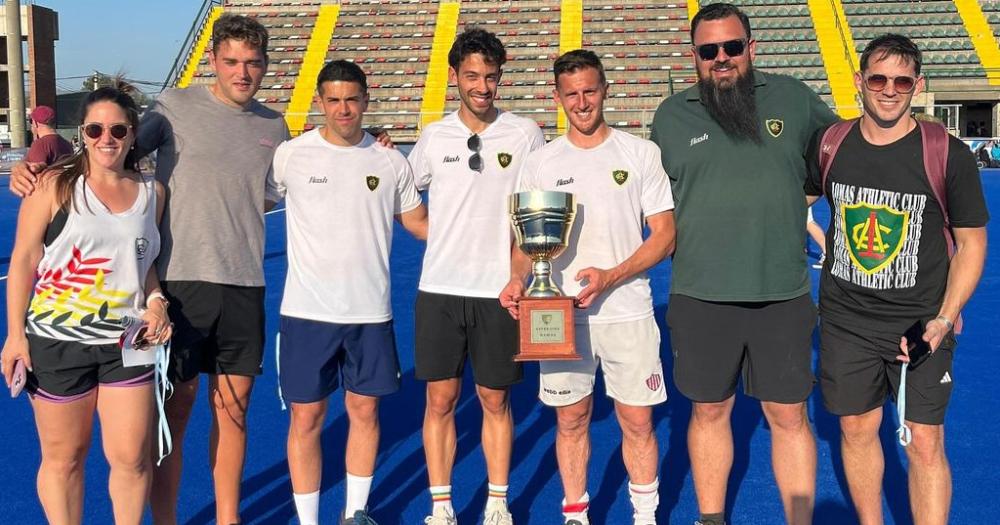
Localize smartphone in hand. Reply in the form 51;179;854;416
10;360;26;398
903;320;933;370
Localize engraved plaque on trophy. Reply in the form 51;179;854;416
509;191;580;361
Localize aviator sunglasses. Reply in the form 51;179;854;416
695;39;748;61
81;122;132;140
863;74;917;94
468;133;483;172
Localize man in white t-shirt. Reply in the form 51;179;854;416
407;28;545;525
268;60;427;525
500;50;675;525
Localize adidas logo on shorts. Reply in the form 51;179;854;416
940;372;952;384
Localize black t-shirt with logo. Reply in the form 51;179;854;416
804;122;989;335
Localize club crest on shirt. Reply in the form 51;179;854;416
766;119;784;138
612;169;628;186
497;152;513;168
135;238;149;260
842;202;909;274
366;175;380;191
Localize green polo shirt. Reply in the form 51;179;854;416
650;71;839;302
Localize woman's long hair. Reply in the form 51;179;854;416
49;80;142;211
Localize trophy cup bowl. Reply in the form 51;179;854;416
508;190;579;361
509;191;576;298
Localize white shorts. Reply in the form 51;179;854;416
538;316;667;407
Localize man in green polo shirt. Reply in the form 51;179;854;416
649;4;838;525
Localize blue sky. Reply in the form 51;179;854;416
41;0;204;93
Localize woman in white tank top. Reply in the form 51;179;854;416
1;84;171;524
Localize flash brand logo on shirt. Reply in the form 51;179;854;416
443;155;460;163
556;177;575;187
689;133;709;146
308;176;328;184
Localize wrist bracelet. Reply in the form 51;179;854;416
147;292;169;309
933;315;953;332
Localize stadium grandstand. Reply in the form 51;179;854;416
167;0;1000;142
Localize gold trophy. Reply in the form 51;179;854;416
509;191;579;360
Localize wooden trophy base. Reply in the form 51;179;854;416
515;296;579;361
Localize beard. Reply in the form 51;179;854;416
699;66;761;144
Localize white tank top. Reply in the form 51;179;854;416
26;174;160;344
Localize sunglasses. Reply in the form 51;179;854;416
81;123;131;140
863;74;917;94
468;133;483;172
131;325;151;350
695;39;748;61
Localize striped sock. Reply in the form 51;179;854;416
430;485;454;517
487;482;509;508
562;492;590;522
628;478;659;522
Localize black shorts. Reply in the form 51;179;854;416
819;319;955;425
162;281;265;383
667;293;817;403
414;291;522;388
26;334;154;401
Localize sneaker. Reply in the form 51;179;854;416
424;507;458;525
812;254;826;269
341;509;379;525
694;520;727;525
565;519;589;525
483;500;513;525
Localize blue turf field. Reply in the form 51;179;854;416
0;171;998;524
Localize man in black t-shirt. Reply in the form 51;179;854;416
805;35;988;525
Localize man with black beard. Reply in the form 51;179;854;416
649;4;838;525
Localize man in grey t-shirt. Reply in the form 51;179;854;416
136;15;289;524
10;14;288;525
136;15;289;525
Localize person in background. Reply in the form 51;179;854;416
27;105;74;165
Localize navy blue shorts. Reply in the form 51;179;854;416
278;316;401;403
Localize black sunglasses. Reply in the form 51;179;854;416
864;74;916;94
468;133;483;172
82;123;131;140
695;39;748;61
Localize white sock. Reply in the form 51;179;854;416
292;490;320;525
562;492;590;521
628;478;659;522
430;484;454;516
487;482;509;509
345;473;374;518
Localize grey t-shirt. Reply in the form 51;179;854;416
137;86;289;286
